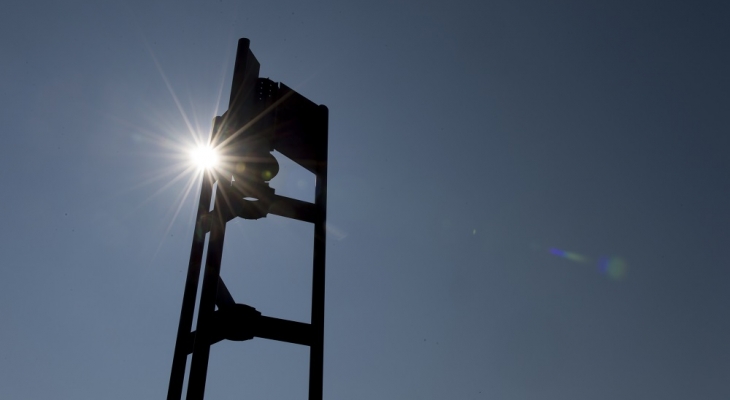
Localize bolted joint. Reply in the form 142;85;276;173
230;150;280;184
213;303;262;342
225;180;276;220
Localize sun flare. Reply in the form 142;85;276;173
190;145;219;170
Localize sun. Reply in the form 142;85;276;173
190;145;219;170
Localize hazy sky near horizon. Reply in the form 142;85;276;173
1;1;729;399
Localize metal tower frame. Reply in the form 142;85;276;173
167;38;328;400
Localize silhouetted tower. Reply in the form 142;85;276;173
167;38;328;400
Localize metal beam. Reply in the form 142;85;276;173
167;171;214;400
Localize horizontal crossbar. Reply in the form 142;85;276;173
268;195;318;223
186;314;312;353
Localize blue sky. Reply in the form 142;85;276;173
1;1;729;399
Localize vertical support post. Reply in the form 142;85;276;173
308;105;329;400
168;171;214;400
186;185;229;400
167;39;328;400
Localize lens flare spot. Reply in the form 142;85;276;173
549;248;588;263
544;245;628;281
599;256;628;280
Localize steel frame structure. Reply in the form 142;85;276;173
167;38;328;400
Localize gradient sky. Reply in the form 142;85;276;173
1;1;729;399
